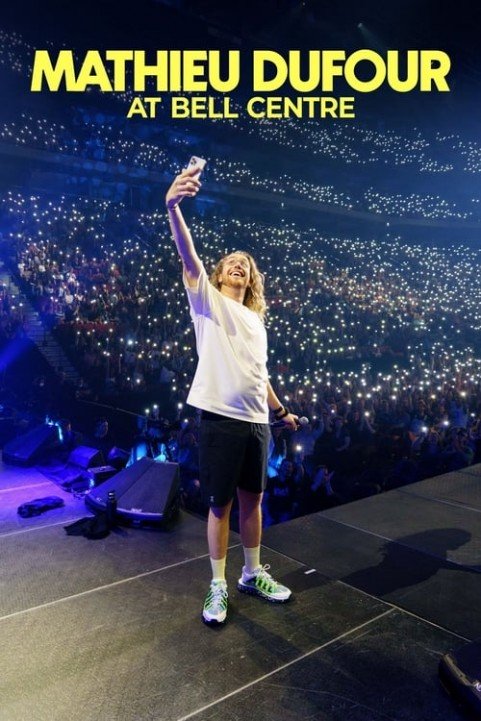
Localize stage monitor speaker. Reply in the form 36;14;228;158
87;465;117;486
85;457;180;527
107;446;129;470
2;424;59;466
439;641;481;718
68;446;104;469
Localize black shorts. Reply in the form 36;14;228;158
199;411;270;508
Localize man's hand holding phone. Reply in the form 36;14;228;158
166;156;206;210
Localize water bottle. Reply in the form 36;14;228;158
106;490;117;528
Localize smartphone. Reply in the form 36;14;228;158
186;155;207;175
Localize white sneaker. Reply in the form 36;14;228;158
202;580;228;625
237;564;291;602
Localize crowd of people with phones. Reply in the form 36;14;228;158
2;188;481;523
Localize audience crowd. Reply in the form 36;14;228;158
2;189;481;523
1;112;478;220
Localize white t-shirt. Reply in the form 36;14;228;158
184;268;269;423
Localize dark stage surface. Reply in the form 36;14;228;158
1;459;474;720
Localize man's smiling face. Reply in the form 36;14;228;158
219;253;251;290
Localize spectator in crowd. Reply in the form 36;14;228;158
264;459;302;525
88;417;116;462
298;464;337;514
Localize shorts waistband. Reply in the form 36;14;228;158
201;410;235;422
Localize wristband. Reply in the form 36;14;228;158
166;202;178;211
275;407;289;420
272;405;283;416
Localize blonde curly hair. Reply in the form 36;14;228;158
209;251;266;320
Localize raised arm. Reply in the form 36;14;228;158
165;167;203;287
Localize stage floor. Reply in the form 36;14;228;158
0;458;472;721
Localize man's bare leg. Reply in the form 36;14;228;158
202;500;233;625
237;487;291;602
238;488;262;549
207;499;233;584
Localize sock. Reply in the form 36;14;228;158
210;556;226;583
243;546;261;577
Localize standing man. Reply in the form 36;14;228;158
166;166;298;626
